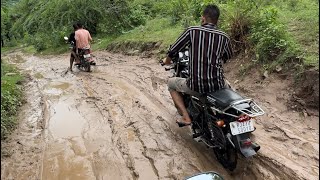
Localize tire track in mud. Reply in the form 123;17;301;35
85;51;318;180
1;51;318;180
81;60;223;179
83;77;180;180
82;54;257;180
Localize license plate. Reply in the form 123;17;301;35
230;120;254;135
83;54;91;58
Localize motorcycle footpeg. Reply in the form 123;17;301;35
194;136;202;142
192;132;203;139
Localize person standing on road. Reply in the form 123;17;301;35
163;4;233;127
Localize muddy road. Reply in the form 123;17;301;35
1;51;319;180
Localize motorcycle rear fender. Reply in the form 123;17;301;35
231;133;260;158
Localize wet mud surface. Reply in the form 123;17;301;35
1;51;319;180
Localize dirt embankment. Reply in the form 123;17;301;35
106;41;165;59
108;42;319;113
294;69;319;111
0;50;318;180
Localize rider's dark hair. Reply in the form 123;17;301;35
73;24;79;30
76;22;83;28
203;4;220;24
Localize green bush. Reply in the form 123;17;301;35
8;0;148;51
1;61;23;139
126;4;147;28
2;0;318;71
217;1;257;54
250;7;290;63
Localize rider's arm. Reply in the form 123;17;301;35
222;38;233;63
163;56;172;65
75;32;79;54
167;28;191;59
88;31;92;42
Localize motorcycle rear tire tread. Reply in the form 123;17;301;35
214;143;237;171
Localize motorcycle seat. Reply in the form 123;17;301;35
206;88;244;109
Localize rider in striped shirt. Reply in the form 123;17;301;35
163;4;233;127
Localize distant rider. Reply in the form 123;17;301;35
75;22;96;65
163;4;233;127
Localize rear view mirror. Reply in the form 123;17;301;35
64;36;68;41
185;172;224;180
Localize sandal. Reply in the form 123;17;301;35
176;121;192;127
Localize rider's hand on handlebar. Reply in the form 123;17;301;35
161;57;172;66
159;59;165;66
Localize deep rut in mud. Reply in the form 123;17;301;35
1;51;318;180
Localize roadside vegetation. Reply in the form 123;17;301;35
1;60;24;139
1;0;318;138
2;0;318;69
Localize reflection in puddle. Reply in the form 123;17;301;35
48;100;85;138
42;138;95;180
50;81;71;90
43;81;71;96
43;88;63;96
34;72;44;79
42;96;95;179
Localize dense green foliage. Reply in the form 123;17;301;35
1;60;23;139
2;0;318;69
2;0;147;51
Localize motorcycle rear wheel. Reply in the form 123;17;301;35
85;64;91;72
213;142;237;171
83;62;91;72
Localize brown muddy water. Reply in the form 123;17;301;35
1;51;318;180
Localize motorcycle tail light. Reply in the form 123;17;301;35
216;120;225;127
237;114;251;122
241;139;252;147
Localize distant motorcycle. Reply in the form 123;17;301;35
64;36;92;72
161;48;265;171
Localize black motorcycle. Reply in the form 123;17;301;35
161;49;265;171
64;36;92;72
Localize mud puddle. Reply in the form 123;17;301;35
1;51;318;180
41;97;95;180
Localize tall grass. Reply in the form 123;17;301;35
278;0;319;68
1;60;23;140
92;17;185;54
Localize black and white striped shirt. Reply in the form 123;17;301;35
168;24;233;93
